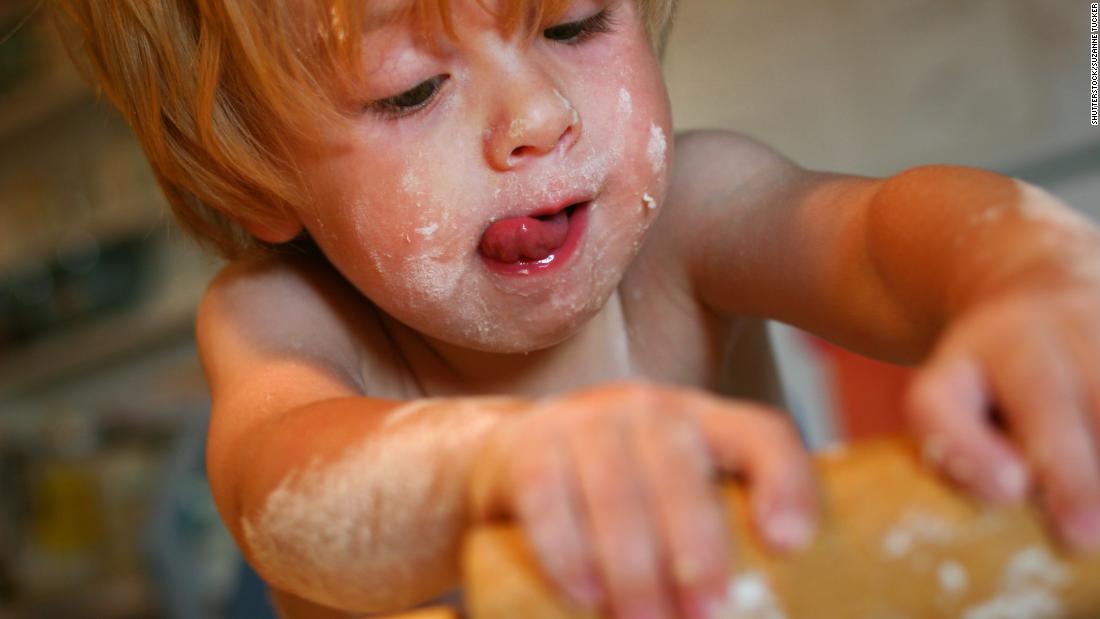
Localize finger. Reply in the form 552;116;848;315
1051;317;1100;550
631;413;731;619
694;401;818;553
906;354;1030;504
987;323;1100;551
1068;308;1100;451
568;412;675;619
512;433;604;610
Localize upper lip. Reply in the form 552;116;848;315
501;191;594;221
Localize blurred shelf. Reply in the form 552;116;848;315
0;56;92;142
0;3;94;143
0;230;222;400
0;187;164;275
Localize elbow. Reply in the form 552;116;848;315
240;503;453;614
234;467;461;614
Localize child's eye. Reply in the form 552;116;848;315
543;8;615;45
365;75;447;119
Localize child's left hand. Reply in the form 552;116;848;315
905;232;1100;553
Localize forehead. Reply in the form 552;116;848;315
279;0;577;112
361;0;415;31
356;0;571;38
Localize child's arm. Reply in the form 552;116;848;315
197;254;526;613
671;129;1100;550
197;253;820;618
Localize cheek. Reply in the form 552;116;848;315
582;31;672;192
629;57;673;194
588;72;672;227
328;161;483;312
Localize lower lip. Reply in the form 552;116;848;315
479;202;590;277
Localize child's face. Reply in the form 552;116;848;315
288;0;671;352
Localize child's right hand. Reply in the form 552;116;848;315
466;382;818;619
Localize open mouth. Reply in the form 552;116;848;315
478;202;589;274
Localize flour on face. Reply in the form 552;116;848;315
618;88;633;117
647;122;667;177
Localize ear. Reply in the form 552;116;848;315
238;211;305;245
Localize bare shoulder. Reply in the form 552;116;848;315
196;250;380;403
641;130;806;283
666;129;804;215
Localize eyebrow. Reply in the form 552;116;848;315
362;0;417;34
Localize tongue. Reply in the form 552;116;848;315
479;210;570;263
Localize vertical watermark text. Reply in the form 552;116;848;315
1092;3;1098;125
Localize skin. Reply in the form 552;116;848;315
288;0;671;355
196;0;1100;617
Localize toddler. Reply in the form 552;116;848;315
57;1;1100;618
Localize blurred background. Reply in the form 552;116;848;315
0;0;1097;617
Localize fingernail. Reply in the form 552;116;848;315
1063;506;1100;552
673;557;704;585
993;461;1028;502
763;510;811;551
566;576;602;609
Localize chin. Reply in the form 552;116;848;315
436;299;604;355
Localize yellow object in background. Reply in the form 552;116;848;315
28;460;102;552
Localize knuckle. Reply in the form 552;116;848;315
610;380;664;407
607;557;657;597
1026;446;1088;504
515;481;554;517
1061;289;1096;313
906;373;940;410
757;410;801;443
991;296;1040;325
555;555;592;588
606;379;652;397
1010;368;1069;408
658;417;707;459
512;452;558;492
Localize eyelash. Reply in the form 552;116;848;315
543;8;616;46
364;8;616;120
364;74;448;120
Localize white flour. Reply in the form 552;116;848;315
938;560;969;597
242;399;508;610
880;511;957;559
717;571;789;619
618;88;633;117
959;546;1070;619
415;222;439;237
647;122;667;176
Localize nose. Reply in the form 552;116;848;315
484;71;580;171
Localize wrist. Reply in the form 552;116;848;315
944;189;1100;318
463;402;530;523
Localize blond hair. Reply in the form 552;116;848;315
54;0;677;257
